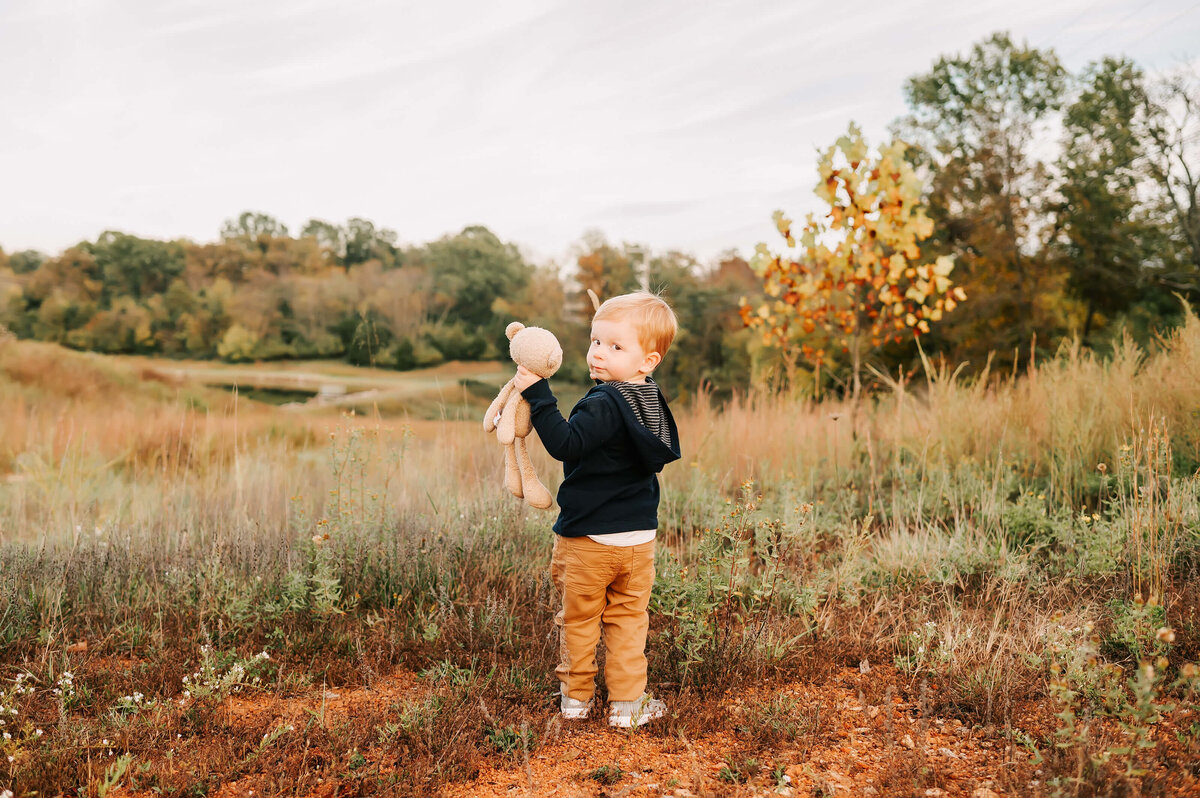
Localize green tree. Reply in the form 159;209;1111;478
217;323;260;362
87;231;186;301
346;311;395;367
1055;57;1161;339
300;217;400;270
220;211;289;242
425;225;531;331
344;217;399;269
8;250;45;275
33;290;96;345
301;219;346;267
897;32;1068;370
648;250;751;398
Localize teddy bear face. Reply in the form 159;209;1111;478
510;327;563;378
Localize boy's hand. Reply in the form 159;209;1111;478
513;365;543;391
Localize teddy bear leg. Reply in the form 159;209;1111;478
504;442;524;498
513;395;532;438
515;436;553;510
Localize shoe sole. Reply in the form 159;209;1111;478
608;708;665;728
561;707;590;719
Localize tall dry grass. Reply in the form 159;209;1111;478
669;305;1200;507
3;306;1200;547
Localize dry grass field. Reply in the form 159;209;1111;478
2;312;1200;796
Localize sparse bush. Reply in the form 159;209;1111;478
738;694;823;747
717;753;760;784
588;764;625;785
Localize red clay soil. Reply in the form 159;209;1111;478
443;667;1017;798
103;664;1200;798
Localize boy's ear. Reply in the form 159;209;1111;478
642;351;662;373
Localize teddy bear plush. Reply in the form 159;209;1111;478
484;321;563;509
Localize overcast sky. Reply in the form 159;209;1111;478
1;0;1197;266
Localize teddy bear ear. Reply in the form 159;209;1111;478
505;322;525;341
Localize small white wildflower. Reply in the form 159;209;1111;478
3;732;10;740
36;728;44;736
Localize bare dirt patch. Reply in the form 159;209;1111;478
98;664;1200;797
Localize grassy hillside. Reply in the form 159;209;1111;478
2;311;1200;794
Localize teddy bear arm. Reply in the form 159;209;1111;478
484;379;516;433
497;388;523;445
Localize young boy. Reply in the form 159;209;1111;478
513;291;680;728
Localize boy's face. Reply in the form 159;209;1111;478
588;317;661;383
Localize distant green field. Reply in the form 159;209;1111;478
112;355;573;419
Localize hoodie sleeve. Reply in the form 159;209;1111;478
520;380;620;461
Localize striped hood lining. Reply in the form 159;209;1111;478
610;378;673;447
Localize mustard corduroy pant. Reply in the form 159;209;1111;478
550;535;656;703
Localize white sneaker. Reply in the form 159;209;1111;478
560;684;592;719
608;693;666;728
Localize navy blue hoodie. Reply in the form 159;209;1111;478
520;378;681;537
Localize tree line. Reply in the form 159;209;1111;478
0;215;759;396
1;33;1197;398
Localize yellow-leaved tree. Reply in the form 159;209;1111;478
740;122;965;411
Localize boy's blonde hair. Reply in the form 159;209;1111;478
593;291;678;359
